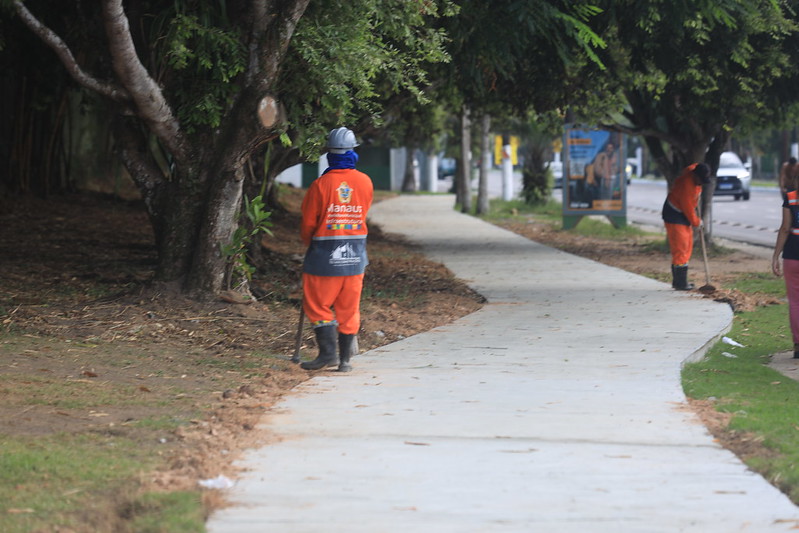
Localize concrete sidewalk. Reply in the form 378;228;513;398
207;195;799;532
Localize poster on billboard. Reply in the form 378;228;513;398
563;128;627;229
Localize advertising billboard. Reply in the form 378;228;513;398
563;129;627;228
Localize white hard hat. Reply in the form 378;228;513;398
327;127;359;154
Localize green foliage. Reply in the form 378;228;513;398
221;195;274;289
517;113;564;205
521;165;551;205
553;4;607;68
442;0;606;114
158;10;246;133
580;0;799;178
280;0;455;157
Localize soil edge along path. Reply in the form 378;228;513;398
208;194;799;532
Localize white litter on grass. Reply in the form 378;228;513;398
199;475;234;489
722;352;738;358
722;336;745;348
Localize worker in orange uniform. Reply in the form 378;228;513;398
661;163;711;290
299;127;373;371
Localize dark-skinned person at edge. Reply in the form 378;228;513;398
773;167;799;358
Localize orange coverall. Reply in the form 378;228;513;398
662;164;702;266
300;168;374;335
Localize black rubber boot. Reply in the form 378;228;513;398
337;333;356;372
301;324;339;370
673;265;694;291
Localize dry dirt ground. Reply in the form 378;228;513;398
0;190;782;525
0;187;485;524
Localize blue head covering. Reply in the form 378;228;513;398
324;150;359;174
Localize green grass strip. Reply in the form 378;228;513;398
0;432;206;532
682;300;799;501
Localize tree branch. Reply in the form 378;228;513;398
254;0;311;89
599;121;683;147
245;0;269;84
101;0;187;161
12;0;130;105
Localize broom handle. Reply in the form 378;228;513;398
699;224;711;285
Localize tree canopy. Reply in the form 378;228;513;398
4;0;453;298
582;0;799;180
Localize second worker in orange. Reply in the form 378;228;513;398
661;163;711;290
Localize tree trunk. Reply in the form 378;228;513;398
401;147;417;192
458;105;472;213
700;130;731;246
476;113;491;215
155;170;206;283
186;165;245;298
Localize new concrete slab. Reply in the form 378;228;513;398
207;195;799;532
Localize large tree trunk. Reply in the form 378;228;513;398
186;165;245;297
700;130;731;246
155;169;206;283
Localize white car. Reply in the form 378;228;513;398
714;151;751;201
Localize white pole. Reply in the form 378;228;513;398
635;146;643;178
412;151;420;191
502;144;513;201
427;153;439;193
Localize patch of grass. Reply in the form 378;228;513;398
568;217;649;240
482;198;561;221
729;272;786;297
482;198;652;241
126;491;205;533
752;179;778;188
703;241;740;258
132;415;194;431
0;332;246;532
0;374;150;410
639;238;670;254
361;285;426;308
0;432;204;533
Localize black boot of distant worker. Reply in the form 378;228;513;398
672;265;694;291
337;333;356;372
301;324;339;370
